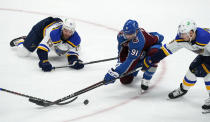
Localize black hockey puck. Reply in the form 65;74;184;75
83;99;89;105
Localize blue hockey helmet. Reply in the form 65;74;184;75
123;19;138;34
133;20;139;29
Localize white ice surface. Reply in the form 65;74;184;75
0;0;210;122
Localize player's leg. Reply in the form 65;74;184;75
202;68;210;111
168;70;196;99
141;44;160;90
11;29;43;57
120;57;145;84
119;59;141;85
118;46;134;84
141;66;157;90
168;55;206;99
10;17;57;57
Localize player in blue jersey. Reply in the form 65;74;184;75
10;17;84;72
103;19;164;91
143;19;210;112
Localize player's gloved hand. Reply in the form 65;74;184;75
104;68;119;85
68;55;84;70
70;59;84;69
142;57;154;71
39;60;52;72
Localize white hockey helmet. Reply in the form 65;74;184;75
178;19;197;35
62;18;76;33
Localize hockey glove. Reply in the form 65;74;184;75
104;68;119;85
68;55;84;70
39;60;52;72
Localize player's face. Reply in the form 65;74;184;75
180;33;190;41
125;33;136;40
180;30;195;41
62;29;73;40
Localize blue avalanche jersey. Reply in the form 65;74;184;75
115;29;146;75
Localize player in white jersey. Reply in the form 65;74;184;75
143;19;210;112
10;17;84;72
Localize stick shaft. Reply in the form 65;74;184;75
53;57;118;69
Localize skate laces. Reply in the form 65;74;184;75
173;88;183;96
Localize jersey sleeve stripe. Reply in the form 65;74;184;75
175;39;185;42
163;44;173;54
161;46;170;56
52;40;62;44
67;40;77;47
196;42;207;46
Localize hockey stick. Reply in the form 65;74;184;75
0;88;78;106
52;57;118;70
30;66;143;107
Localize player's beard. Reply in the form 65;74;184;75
61;32;69;41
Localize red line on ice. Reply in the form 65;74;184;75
0;8;167;122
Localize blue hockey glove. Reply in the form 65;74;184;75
104;68;119;85
68;55;84;70
39;60;52;72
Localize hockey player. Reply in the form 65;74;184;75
10;17;84;72
103;19;164;91
143;19;210;112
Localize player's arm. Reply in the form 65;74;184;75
66;45;84;70
36;27;62;72
143;39;183;69
65;32;84;70
117;31;129;62
104;40;144;85
36;36;52;72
